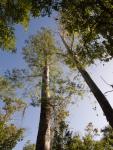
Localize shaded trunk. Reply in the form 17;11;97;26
60;34;113;128
36;64;51;150
78;68;113;128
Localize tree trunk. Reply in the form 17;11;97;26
60;34;113;128
36;64;51;150
78;68;113;128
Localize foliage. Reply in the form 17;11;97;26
0;0;31;51
0;76;26;149
5;29;85;149
22;27;81;149
0;0;60;50
23;28;59;72
0;123;23;150
23;141;35;150
60;0;113;63
101;126;113;149
0;94;25;150
52;121;113;150
52;120;72;150
6;28;84;119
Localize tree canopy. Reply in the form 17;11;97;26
1;0;113;149
0;77;25;150
0;0;60;50
23;141;35;150
52;121;113;150
60;0;113;62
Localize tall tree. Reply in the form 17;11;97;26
22;28;60;150
6;28;84;150
59;0;113;128
59;34;113;128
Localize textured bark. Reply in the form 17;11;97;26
36;64;51;150
60;34;113;128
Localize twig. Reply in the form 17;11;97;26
104;90;113;95
100;76;113;88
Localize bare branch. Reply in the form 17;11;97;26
100;76;113;88
104;90;113;95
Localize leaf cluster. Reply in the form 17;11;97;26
60;0;113;63
52;121;113;150
0;0;61;50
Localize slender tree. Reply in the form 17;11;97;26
22;28;82;150
4;28;83;150
22;28;56;150
59;0;113;128
60;34;113;128
5;28;84;150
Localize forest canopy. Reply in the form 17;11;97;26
0;0;113;150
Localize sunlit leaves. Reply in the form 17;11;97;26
53;121;113;150
0;0;60;50
0;93;25;150
0;124;23;150
23;28;58;71
0;0;32;50
0;24;16;51
60;0;113;62
0;77;25;149
23;141;35;150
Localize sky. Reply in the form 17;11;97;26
0;14;113;150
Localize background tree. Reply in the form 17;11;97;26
23;141;35;150
0;76;25;150
101;126;113;149
52;120;113;150
52;120;73;150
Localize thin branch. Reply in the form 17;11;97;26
100;76;113;88
7;74;41;81
104;90;113;95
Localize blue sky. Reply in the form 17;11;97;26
0;14;113;150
